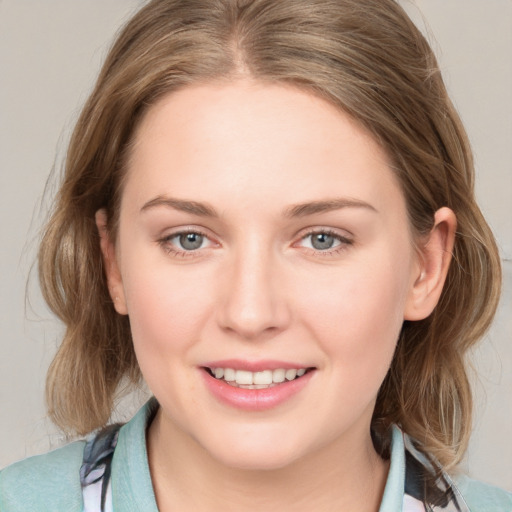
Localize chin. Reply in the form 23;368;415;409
212;447;300;472
201;430;305;471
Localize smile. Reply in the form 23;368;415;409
206;367;309;389
201;363;316;411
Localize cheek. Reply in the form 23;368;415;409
298;253;410;381
121;261;217;409
121;253;215;359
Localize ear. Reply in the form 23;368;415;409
404;207;457;321
95;209;128;315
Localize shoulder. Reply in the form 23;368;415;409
454;474;512;512
0;440;85;512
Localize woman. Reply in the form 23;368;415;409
1;0;510;510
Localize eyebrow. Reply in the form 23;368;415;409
140;196;218;217
140;196;377;218
284;198;378;218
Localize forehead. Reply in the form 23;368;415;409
123;81;405;218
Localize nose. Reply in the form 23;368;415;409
217;241;291;341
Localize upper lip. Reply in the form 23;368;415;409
201;359;312;372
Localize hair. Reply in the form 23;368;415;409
39;0;501;470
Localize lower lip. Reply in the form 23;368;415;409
201;369;315;411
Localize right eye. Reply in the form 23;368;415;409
173;232;207;250
159;229;214;257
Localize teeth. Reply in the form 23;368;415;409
209;367;308;385
223;368;236;381
235;370;253;385
230;383;274;389
285;369;297;381
253;370;273;385
272;369;286;383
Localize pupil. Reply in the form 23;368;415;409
312;233;334;250
180;233;203;250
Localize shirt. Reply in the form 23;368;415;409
1;399;511;511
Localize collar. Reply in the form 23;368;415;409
84;400;470;511
381;425;470;511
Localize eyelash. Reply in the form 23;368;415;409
297;229;353;257
158;228;212;259
158;228;353;258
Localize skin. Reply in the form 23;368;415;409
97;80;456;511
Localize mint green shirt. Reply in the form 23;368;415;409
1;401;511;511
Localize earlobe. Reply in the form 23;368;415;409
404;207;457;321
95;209;128;315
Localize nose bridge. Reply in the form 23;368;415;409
218;235;289;339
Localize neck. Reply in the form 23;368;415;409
147;409;389;512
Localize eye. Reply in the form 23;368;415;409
159;229;214;256
174;232;206;251
298;229;352;253
306;232;339;250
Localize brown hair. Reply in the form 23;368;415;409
39;0;501;469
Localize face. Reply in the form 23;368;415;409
102;81;429;470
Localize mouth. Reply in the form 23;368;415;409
201;362;316;411
203;366;314;389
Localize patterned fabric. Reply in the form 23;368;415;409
79;423;469;512
403;434;469;511
80;424;120;512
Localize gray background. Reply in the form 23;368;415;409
1;0;511;491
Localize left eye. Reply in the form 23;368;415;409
169;232;209;251
300;231;347;251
